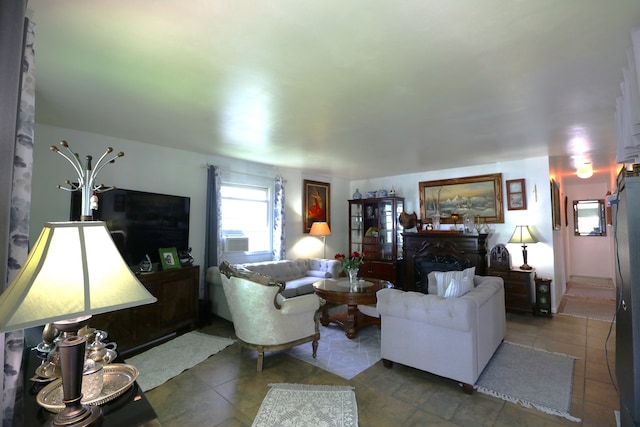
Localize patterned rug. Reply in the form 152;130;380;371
252;383;358;427
476;342;580;422
285;324;380;379
125;331;234;391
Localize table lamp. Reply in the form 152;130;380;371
309;221;331;258
1;142;156;426
0;221;157;426
508;225;538;270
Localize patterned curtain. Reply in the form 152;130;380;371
205;165;223;268
273;176;286;260
1;16;35;427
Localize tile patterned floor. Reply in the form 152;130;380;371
145;308;620;427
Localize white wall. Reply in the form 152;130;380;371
31;124;348;294
351;157;561;311
564;180;614;280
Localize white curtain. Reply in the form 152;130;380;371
273;176;286;260
1;12;35;426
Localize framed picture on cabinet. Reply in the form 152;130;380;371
419;173;504;223
158;247;180;270
303;179;330;233
506;179;527;210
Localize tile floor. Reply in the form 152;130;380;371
145;310;619;427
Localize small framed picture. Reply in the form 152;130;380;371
506;179;527;210
158;247;180;270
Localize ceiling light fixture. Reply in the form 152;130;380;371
576;162;593;179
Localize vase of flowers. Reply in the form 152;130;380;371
335;251;365;283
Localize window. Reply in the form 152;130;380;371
221;184;272;253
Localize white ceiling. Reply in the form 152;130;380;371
26;1;640;182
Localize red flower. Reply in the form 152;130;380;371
335;251;365;271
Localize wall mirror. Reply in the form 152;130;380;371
573;199;606;236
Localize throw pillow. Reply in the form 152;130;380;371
307;270;331;278
434;267;475;296
444;276;473;298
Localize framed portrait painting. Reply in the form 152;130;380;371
419;173;504;223
303;179;330;233
506;179;527;210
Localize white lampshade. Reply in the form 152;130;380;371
508;225;538;244
0;221;157;332
309;222;331;236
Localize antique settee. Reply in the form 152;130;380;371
376;271;506;393
207;258;340;321
218;261;323;371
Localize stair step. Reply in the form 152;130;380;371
567;275;613;289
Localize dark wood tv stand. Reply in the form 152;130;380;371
90;265;199;356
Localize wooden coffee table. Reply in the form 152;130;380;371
313;278;392;339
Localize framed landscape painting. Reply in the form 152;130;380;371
303;179;330;233
419;173;504;223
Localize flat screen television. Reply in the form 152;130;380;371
70;188;190;266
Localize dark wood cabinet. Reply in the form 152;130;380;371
349;197;404;283
534;277;553;317
402;232;488;291
487;267;533;314
90;265;199;355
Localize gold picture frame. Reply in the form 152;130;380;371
303;179;330;233
419;173;504;223
551;179;561;230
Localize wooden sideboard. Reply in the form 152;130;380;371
488;267;535;314
402;232;488;291
90;265;199;356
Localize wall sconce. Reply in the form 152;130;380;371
309;221;331;258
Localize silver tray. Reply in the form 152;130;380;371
37;364;139;413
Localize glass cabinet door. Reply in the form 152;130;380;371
349;202;363;255
379;200;394;260
395;199;404;260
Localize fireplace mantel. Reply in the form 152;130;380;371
402;232;488;291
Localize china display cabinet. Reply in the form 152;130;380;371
348;197;404;283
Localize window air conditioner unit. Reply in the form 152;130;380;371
224;236;249;252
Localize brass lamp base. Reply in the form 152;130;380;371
520;263;533;270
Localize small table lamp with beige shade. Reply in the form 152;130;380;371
0;142;157;426
508;225;538;270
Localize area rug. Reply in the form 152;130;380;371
475;342;580;422
252;383;358;427
125;331;234;391
559;298;616;322
285;324;380;379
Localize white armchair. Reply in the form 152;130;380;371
219;261;322;371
